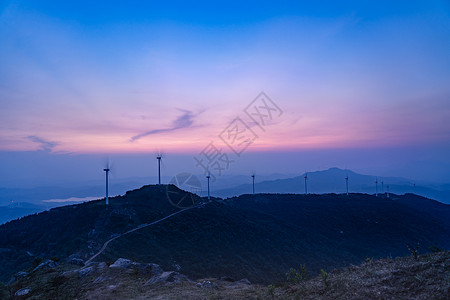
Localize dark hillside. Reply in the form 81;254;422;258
0;186;449;284
100;192;450;283
0;185;198;281
230;193;450;256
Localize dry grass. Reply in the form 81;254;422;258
3;251;449;299
267;251;450;300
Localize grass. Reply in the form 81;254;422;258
1;251;448;299
266;251;450;299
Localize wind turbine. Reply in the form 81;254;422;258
345;175;349;196
103;166;110;205
381;179;384;194
206;172;211;200
156;154;162;185
387;184;390;198
251;173;255;195
304;173;308;194
375;177;378;197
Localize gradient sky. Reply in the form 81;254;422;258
1;1;450;185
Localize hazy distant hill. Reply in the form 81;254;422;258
0;185;448;284
0;202;47;225
212;168;450;204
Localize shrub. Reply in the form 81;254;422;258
407;242;420;260
320;269;329;288
286;264;308;284
428;245;442;253
267;284;275;299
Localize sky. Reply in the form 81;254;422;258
1;0;450;186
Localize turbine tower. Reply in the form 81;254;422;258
345;175;349;196
381;180;384;194
304;173;308;194
103;167;110;205
375;178;378;197
156;155;162;185
387;184;390;198
251;173;255;195
206;172;211;200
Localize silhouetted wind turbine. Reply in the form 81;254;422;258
381;179;384;194
206;172;211;200
103;166;110;205
345;175;349;196
156;154;162;185
375;178;378;197
251;173;255;195
304;173;308;194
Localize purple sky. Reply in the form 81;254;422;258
1;1;450;186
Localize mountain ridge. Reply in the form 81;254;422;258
213;168;450;203
0;184;449;284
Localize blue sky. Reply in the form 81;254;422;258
1;0;450;185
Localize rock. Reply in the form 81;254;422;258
78;266;94;278
146;271;189;285
145;273;166;284
109;258;132;269
196;280;217;288
237;278;251;285
62;270;77;278
97;262;108;270
16;271;28;278
32;259;58;272
108;259;161;274
173;263;181;271
228;278;252;288
70;258;85;266
15;288;31;296
69;253;81;259
93;274;106;284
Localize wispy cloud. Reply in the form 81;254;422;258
27;135;59;152
130;109;196;142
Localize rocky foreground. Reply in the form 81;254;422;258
1;251;449;299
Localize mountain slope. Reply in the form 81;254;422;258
0;185;449;284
